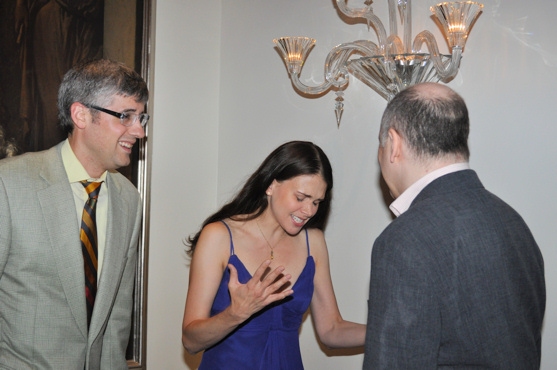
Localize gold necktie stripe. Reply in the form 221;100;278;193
80;180;102;329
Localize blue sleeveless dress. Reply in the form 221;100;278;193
198;221;315;370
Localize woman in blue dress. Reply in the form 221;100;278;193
182;141;365;369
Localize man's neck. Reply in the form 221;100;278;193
401;156;468;195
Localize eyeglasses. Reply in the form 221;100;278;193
87;104;150;128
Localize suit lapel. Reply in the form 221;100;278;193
37;145;88;338
89;173;131;336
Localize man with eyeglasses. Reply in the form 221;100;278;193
0;59;149;369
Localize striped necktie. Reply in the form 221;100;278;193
80;181;102;329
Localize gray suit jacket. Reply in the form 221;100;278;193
363;170;545;369
0;143;141;369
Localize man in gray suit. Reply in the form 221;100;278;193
363;83;545;369
0;59;149;369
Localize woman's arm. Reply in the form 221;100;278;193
181;222;294;354
308;229;366;349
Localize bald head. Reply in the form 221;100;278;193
379;82;470;162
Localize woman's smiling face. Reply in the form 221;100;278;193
266;174;327;235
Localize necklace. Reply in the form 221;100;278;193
256;220;282;260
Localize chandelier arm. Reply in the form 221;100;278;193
437;46;462;81
368;13;389;50
290;73;333;95
387;0;409;53
329;41;379;61
290;41;381;95
336;0;389;52
335;0;374;19
387;0;398;38
326;41;382;80
413;30;462;81
386;35;405;55
402;0;412;53
324;49;352;86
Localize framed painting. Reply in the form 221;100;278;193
0;0;152;368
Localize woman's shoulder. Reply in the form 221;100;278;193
304;227;327;255
196;221;234;254
305;227;325;242
200;220;231;239
191;221;235;271
199;218;252;246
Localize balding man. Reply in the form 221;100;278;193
363;83;545;369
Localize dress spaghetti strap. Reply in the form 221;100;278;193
304;229;310;256
220;220;235;255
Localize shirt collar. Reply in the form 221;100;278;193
389;162;470;217
61;139;107;183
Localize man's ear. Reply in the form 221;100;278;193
70;102;89;130
388;127;404;163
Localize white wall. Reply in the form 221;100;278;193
148;0;557;368
147;1;221;368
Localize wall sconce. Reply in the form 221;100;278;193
273;0;483;127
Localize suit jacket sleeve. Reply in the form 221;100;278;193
363;228;440;369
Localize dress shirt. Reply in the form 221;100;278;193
61;139;108;278
389;162;470;217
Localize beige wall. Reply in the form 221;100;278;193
147;1;220;368
147;1;557;368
